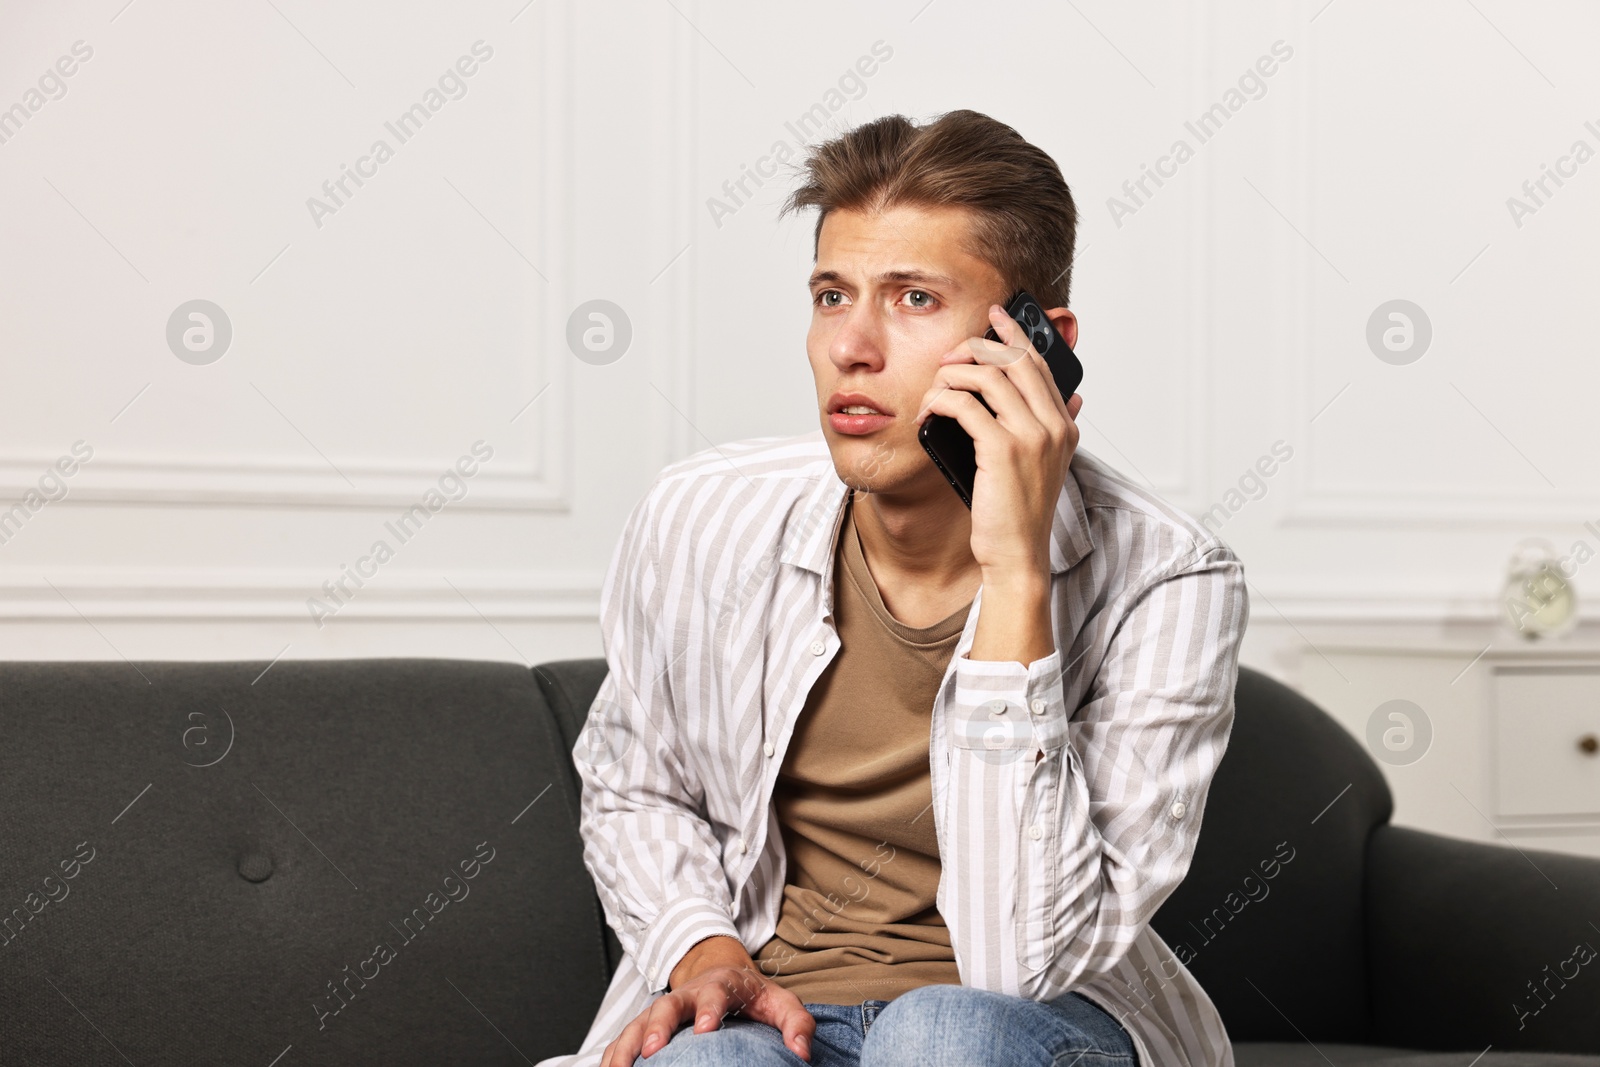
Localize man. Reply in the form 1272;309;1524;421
540;109;1247;1067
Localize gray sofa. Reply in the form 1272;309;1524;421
2;658;1596;1065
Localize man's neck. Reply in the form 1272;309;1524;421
848;485;982;628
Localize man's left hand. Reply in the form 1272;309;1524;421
916;302;1083;587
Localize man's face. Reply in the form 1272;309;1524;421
807;202;1011;497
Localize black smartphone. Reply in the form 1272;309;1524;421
917;289;1084;509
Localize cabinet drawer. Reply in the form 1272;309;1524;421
1491;667;1600;818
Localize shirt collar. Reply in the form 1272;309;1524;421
782;438;1096;579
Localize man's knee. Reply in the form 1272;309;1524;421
864;984;1136;1067
631;1018;793;1067
865;984;989;1061
876;982;989;1027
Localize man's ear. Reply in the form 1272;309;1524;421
1044;307;1079;350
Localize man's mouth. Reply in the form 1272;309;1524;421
827;391;895;416
827;392;896;434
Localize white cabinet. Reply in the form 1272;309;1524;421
1281;634;1600;861
1491;667;1600;820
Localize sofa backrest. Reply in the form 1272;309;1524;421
0;658;611;1066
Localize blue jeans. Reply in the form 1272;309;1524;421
633;984;1139;1066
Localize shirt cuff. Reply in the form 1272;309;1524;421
953;647;1069;753
634;890;741;995
957;645;1062;700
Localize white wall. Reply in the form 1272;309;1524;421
3;1;1597;840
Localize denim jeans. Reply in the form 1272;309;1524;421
633;984;1139;1066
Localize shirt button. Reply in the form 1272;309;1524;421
1030;698;1046;715
647;971;656;985
809;639;826;656
763;741;775;758
1171;801;1187;819
984;698;1008;717
737;837;748;853
1028;824;1044;840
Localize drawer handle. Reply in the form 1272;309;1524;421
1580;734;1599;756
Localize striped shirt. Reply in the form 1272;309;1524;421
538;429;1249;1067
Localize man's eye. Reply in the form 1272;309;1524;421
815;290;845;308
905;290;935;308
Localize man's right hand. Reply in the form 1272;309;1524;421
599;936;816;1066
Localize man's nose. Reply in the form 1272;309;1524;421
830;305;886;371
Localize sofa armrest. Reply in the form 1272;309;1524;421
1366;824;1600;1054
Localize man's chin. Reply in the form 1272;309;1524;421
822;437;933;497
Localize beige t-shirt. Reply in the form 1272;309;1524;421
752;489;972;1004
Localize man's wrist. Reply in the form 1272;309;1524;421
971;568;1053;665
979;563;1049;598
669;934;753;991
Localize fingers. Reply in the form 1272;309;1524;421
745;987;816;1063
600;976;814;1067
986;305;1072;430
776;1000;818;1062
934;305;1068;435
1042;355;1072;424
973;303;1033;367
915;382;1005;453
690;980;735;1035
634;992;690;1060
601;1018;641;1067
923;363;1027;426
600;967;755;1066
919;364;1065;453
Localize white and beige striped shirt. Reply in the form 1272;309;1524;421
538;429;1248;1067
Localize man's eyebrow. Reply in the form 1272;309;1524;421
807;269;960;290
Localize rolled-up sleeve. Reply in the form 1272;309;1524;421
573;484;740;995
942;542;1247;1000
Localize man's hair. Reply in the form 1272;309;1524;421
778;109;1079;309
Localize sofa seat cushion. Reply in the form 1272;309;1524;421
1236;1043;1600;1066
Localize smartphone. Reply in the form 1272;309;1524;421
917;289;1084;509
